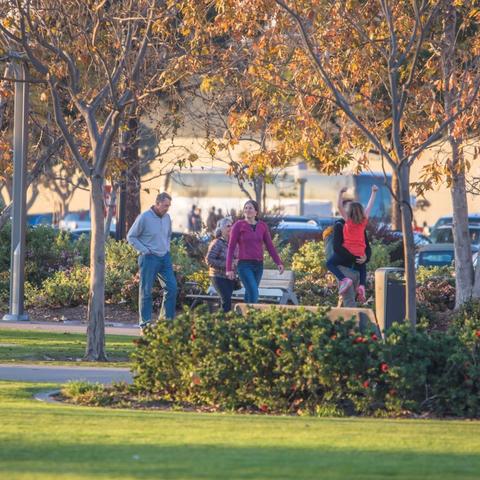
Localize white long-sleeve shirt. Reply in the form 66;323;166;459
127;208;172;256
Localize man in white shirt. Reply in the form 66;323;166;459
127;192;177;327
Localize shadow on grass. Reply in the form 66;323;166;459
1;441;479;480
2;383;480;480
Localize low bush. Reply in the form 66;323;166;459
40;265;90;307
264;235;294;270
129;308;480;417
416;266;455;313
0;223;89;287
0;271;9;307
294;274;338;306
291;240;326;276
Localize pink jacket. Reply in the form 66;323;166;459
226;220;282;271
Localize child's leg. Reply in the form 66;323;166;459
327;253;354;295
355;263;367;286
326;253;347;281
353;263;367;302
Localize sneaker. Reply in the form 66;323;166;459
338;277;353;295
356;285;366;303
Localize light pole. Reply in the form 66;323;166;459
3;55;29;321
295;162;308;216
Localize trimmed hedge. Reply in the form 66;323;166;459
131;306;480;417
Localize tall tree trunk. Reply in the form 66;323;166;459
442;3;474;306
254;176;263;211
122;107;141;233
391;170;402;229
398;164;417;326
449;142;473;305
85;174;107;361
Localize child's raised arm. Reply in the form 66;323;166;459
364;185;379;218
337;187;348;220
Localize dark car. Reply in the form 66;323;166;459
430;225;480;246
272;221;323;248
264;214;340;230
68;228;116;241
391;231;432;248
416;243;479;268
432;214;480;230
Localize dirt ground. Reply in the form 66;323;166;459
1;304;138;325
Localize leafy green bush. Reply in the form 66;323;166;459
171;239;202;278
416;266;455;313
132;307;386;415
291;241;326;276
0;223;89;287
104;239;138;303
294;274;338;306
40;265;89;307
129;308;480;417
263;235;294;269
368;241;400;272
0;270;9;308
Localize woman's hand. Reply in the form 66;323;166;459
226;270;235;280
356;255;367;264
278;264;285;274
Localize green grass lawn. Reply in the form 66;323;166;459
0;329;135;366
1;381;480;479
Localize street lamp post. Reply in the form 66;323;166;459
3;56;29;322
295;162;308;216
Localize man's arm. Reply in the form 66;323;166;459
337;187;348;220
364;185;378;217
127;214;149;254
167;215;172;244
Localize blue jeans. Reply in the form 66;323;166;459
138;252;177;327
211;276;235;312
237;260;263;303
327;253;367;286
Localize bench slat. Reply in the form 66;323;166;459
261;270;294;281
258;280;292;289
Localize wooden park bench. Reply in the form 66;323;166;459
234;303;380;334
186;269;299;309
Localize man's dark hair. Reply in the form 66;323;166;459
156;192;172;203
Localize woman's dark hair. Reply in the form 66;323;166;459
243;200;260;221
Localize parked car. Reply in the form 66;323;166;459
272;221;323;248
59;211;91;231
416;243;480;268
432;213;480;230
391;230;432;248
430;225;480;246
27;213;54;226
264;214;340;230
68;228;116;241
59;211;116;238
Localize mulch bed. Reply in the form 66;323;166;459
2;304;138;325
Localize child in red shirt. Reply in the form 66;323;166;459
326;185;378;302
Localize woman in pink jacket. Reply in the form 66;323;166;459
226;200;284;303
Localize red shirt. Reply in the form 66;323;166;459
343;218;368;257
226;220;282;271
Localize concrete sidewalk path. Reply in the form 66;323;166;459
0;363;133;384
0;320;140;336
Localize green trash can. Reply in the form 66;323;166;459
375;267;406;333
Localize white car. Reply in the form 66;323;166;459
59;211;116;233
